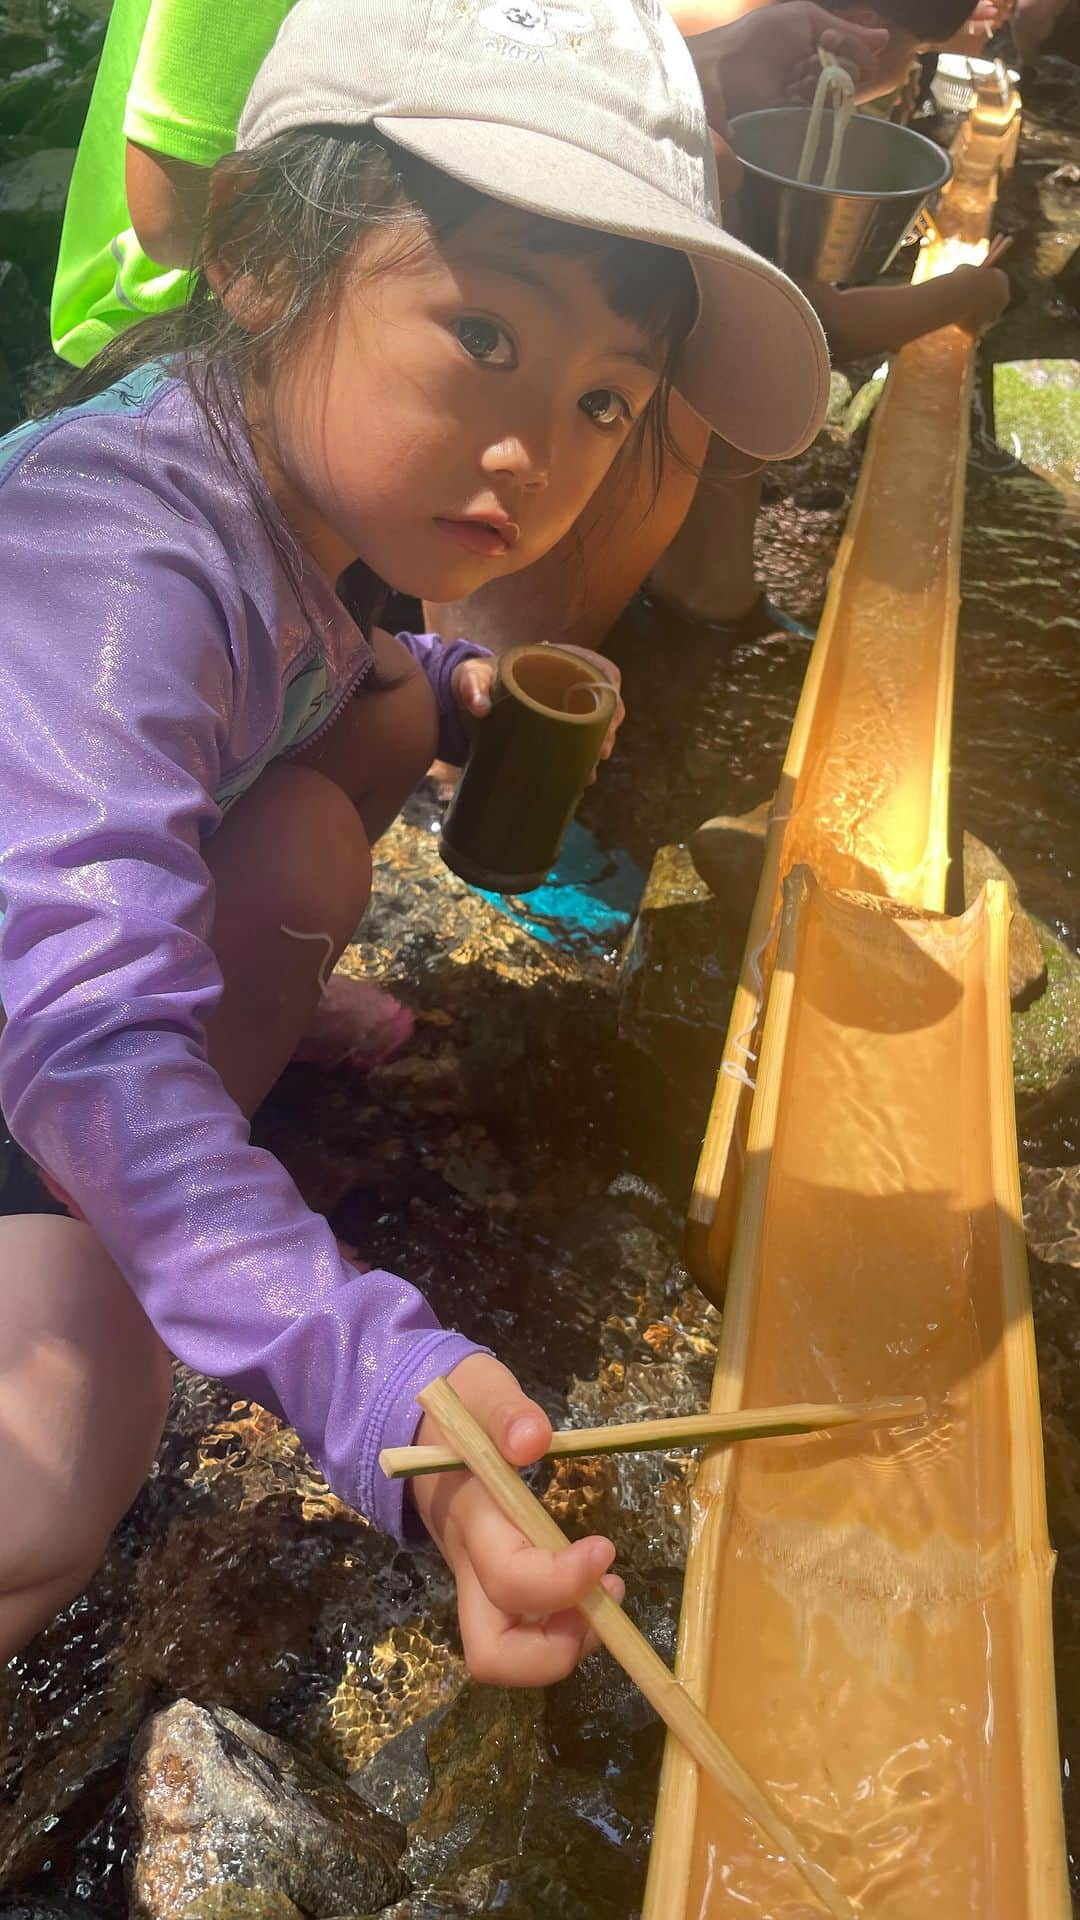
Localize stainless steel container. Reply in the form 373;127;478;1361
729;108;952;283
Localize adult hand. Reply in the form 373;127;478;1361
410;1353;624;1686
1011;0;1070;61
946;263;1012;333
940;0;1003;54
686;4;889;121
453;647;624;781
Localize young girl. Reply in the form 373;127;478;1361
0;0;829;1682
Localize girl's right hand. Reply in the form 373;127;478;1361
947;264;1012;335
409;1352;624;1686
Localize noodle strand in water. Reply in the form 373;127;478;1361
796;51;857;188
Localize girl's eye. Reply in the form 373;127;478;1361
579;388;632;430
454;316;516;367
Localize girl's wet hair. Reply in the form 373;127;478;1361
53;130;700;600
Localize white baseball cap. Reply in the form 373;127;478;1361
238;0;831;459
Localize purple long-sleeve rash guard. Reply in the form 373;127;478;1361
0;366;490;1538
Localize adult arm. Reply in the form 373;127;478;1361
807;265;1010;358
125;144;210;268
122;0;289;265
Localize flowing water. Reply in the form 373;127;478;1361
1;60;1079;1920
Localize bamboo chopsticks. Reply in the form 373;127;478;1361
416;1376;856;1920
380;1393;924;1480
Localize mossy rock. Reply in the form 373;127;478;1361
993;361;1080;488
182;1894;305;1920
1012;917;1080;1097
839;371;887;441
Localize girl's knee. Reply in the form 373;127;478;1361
210;761;374;958
0;1217;172;1600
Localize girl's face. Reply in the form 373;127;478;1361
252;213;666;599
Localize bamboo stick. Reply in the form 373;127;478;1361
381;1394;924;1480
417;1375;856;1920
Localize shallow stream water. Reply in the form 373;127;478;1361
1;60;1079;1920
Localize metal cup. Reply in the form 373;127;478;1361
439;644;617;895
729;108;952;283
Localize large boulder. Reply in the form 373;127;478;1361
127;1700;409;1920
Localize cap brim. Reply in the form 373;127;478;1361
374;115;830;459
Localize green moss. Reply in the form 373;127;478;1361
994;361;1080;488
1012;917;1080;1094
183;1892;305;1920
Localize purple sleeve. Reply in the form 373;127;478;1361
394;630;492;767
0;454;485;1539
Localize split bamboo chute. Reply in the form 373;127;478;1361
416;1376;856;1920
381;1395;925;1479
647;77;1067;1920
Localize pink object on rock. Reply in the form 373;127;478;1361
293;975;415;1073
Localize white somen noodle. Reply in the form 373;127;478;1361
796;51;857;189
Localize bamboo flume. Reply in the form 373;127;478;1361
380;1396;925;1479
646;80;1067;1920
416;1375;856;1920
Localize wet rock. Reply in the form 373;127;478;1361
688;799;769;909
1012;917;1080;1099
182;1895;305;1920
127;1699;409;1920
362;1901;474;1919
400;1684;547;1891
619;842;743;1105
18;58;97;148
0;59;61;135
1023;1165;1080;1268
0;256;46;373
0;147;75;298
0;31;46;78
399;1676;652;1920
0;338;19;430
0;1905;108;1920
349;1710;447;1829
962;830;1047;1003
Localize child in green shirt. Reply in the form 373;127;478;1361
51;0;290;365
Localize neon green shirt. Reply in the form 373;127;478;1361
50;0;291;366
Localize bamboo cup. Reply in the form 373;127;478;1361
439;643;617;894
416;1376;856;1920
381;1394;923;1480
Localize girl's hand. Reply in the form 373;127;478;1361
947;263;1012;334
452;648;625;782
409;1352;623;1686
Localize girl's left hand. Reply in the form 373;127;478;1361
409;1352;624;1686
452;648;625;782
